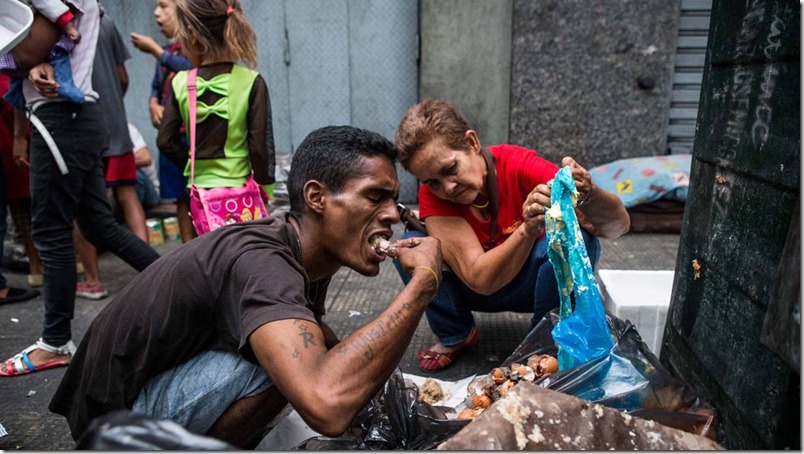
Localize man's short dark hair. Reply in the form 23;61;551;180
288;126;399;216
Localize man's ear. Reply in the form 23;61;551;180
302;180;326;214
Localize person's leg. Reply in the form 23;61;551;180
177;194;194;242
5;103;96;373
132;350;277;447
392;230;477;346
158;154;194;242
531;228;601;330
73;224;99;284
75;169;159;271
113;184;148;241
106;153;148;241
207;385;288;449
72;223;109;300
8;199;43;287
392;230;481;371
136;169;160;211
73;108;159;272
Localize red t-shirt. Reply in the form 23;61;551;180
418;144;559;250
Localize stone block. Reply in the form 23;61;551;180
437;382;723;450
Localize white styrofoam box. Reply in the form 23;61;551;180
596;269;675;356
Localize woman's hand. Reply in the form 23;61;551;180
28;63;59;98
561;156;631;238
522;183;551;237
561;157;593;205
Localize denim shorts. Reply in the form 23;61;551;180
131;350;273;435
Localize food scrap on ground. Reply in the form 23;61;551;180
458;354;559;420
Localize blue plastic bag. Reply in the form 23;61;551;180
545;166;614;370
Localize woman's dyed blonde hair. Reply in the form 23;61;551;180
174;0;257;68
394;99;473;169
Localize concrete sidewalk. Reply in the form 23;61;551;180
0;221;680;450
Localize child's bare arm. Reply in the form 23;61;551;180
7;14;61;76
29;0;80;43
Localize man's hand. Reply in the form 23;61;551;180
522;183;550;237
396;236;442;295
28;63;59;98
130;32;163;58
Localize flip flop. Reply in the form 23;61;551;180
0;287;40;305
0;338;76;377
417;326;479;372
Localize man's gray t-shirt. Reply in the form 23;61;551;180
92;10;133;157
49;214;330;440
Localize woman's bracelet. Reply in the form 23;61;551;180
414;266;439;289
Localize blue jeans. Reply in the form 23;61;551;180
393;229;600;345
29;102;160;346
132;350;273;436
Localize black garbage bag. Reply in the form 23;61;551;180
76;410;236;450
501;308;721;443
292;368;469;450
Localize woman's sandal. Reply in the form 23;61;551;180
417;326;479;372
0;338;76;377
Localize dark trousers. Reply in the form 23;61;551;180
29;102;160;346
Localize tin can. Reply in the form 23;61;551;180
163;216;180;241
146;218;164;246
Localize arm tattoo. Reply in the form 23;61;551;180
335;305;414;360
300;331;317;349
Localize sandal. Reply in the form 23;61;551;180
0;338;76;377
417;327;479;372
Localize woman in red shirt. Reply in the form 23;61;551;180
393;99;630;371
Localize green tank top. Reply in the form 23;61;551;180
172;64;259;189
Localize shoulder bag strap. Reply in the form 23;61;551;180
480;148;499;248
187;68;198;187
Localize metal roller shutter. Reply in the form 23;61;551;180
667;0;712;154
